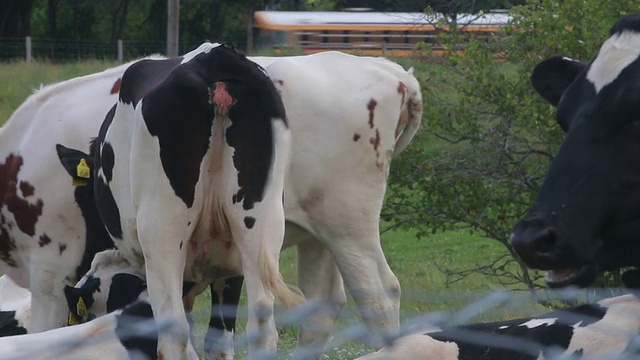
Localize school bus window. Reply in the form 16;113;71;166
300;32;310;46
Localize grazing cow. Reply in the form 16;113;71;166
60;42;302;359
0;61;132;332
357;294;640;360
63;250;146;326
0;250;151;338
0;300;161;360
0;275;30;336
510;14;640;288
2;47;422;358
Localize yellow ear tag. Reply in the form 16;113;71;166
68;313;78;326
76;159;90;179
76;297;87;318
72;178;88;187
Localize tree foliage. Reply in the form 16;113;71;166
1;0;525;47
385;0;640;292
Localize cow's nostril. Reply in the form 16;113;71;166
532;227;557;256
511;220;560;267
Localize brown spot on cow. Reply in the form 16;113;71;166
397;81;407;97
59;243;67;254
353;133;361;142
394;81;411;140
19;181;34;197
39;233;52;247
395;105;410;140
367;99;377;128
0;226;17;267
370;129;381;151
0;154;43;237
110;78;122;94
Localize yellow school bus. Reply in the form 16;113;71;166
253;10;511;56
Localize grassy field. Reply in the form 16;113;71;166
0;59;552;358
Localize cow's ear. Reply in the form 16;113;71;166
531;56;587;107
64;285;93;324
0;310;16;329
55;144;93;186
63;285;79;311
64;285;84;322
107;273;146;313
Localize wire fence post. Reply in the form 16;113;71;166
25;36;32;62
167;0;180;57
117;39;123;63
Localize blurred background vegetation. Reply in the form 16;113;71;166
1;0;522;53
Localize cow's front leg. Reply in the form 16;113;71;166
29;262;73;332
137;213;198;360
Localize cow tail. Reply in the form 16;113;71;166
393;67;423;157
258;238;304;307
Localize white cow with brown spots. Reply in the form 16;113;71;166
0;61;139;333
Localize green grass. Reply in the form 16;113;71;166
0;60;120;125
184;228;551;359
1;60;552;359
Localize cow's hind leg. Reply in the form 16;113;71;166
137;214;199;360
205;276;244;360
293;241;346;360
326;227;400;346
229;214;285;359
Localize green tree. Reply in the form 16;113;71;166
385;0;639;293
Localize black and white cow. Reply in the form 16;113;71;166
0;300;160;360
510;14;640;288
63;43;302;359
1;47;422;358
357;294;640;359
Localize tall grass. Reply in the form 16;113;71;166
0;60;119;125
0;60;550;359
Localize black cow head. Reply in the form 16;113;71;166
64;275;100;325
511;14;640;288
64;273;146;326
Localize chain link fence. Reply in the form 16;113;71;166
2;287;639;359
